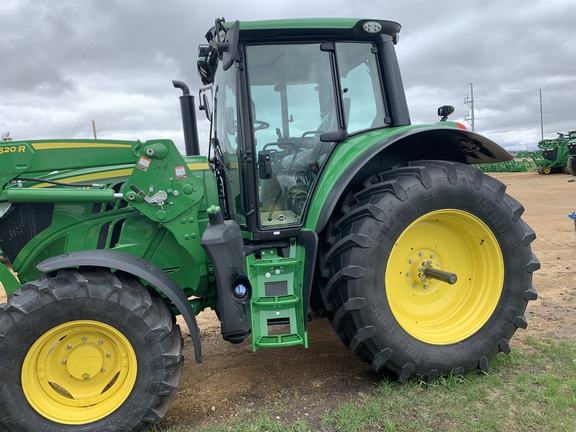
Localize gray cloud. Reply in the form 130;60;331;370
1;0;575;152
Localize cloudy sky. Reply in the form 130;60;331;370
1;0;575;153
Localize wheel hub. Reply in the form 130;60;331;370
65;340;106;380
405;250;441;289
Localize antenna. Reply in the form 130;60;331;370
539;89;545;140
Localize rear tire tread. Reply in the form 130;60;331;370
319;160;538;382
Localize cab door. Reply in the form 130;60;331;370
212;58;246;227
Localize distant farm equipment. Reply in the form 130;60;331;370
478;131;576;174
477;150;543;173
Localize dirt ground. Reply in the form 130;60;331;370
1;171;575;430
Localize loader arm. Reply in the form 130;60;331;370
0;139;140;195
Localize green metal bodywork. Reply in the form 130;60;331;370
539;135;571;172
567;131;576;156
236;18;364;30
477;150;544;173
0;139;219;309
306;122;511;230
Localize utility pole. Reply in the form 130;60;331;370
464;83;475;132
539;89;544;140
92;120;98;139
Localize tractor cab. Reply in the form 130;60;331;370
198;18;404;240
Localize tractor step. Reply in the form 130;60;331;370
248;244;308;351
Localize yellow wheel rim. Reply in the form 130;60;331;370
22;320;137;424
386;209;504;345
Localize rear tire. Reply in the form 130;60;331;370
320;160;539;382
0;269;183;432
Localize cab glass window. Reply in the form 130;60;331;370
336;42;387;134
246;43;338;229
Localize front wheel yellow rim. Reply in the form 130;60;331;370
22;320;138;425
386;209;504;345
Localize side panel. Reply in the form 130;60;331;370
305;125;512;232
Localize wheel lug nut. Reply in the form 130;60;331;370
62;359;67;365
424;285;429;289
420;277;426;283
412;283;417;287
430;254;435;259
98;340;103;345
419;252;424;257
67;344;72;350
409;259;414;264
82;336;87;342
406;272;411;277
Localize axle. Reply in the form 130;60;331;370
423;267;458;285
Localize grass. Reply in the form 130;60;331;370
152;337;576;432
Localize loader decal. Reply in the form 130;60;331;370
0;145;26;155
136;156;152;171
31;142;133;150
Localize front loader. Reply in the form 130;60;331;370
0;18;538;431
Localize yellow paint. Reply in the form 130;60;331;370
386;209;504;345
31;142;133;150
30;169;134;188
0;145;23;155
187;162;210;170
30;162;210;188
22;320;138;424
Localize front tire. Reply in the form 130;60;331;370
321;160;539;382
0;269;183;432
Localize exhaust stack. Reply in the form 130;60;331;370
172;80;200;156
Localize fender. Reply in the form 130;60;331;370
307;125;512;233
37;249;203;363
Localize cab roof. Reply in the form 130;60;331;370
226;18;401;42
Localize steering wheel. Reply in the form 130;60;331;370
263;141;298;153
253;120;270;131
226;120;270;134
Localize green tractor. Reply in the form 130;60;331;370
565;131;576;175
537;132;571;174
0;18;539;431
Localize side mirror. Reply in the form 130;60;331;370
197;45;217;85
437;105;454;121
221;20;240;71
198;87;213;122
